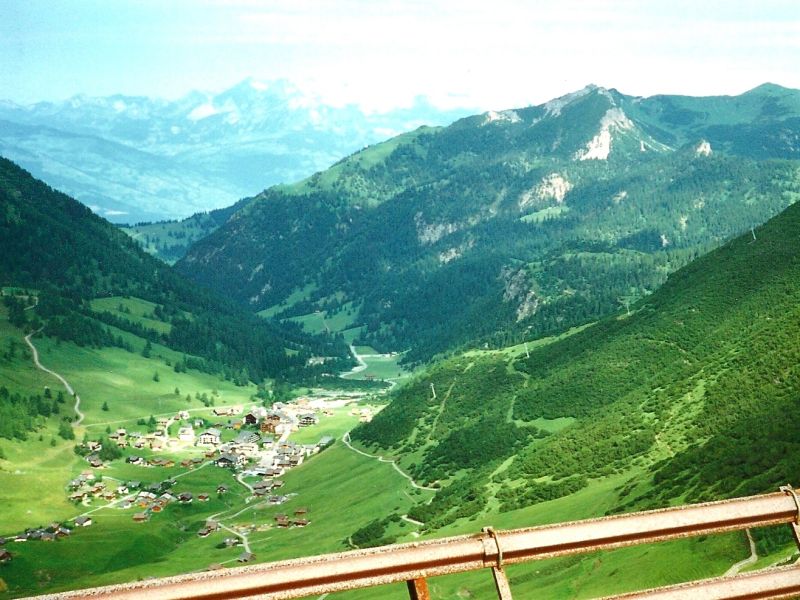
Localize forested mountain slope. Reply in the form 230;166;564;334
351;197;800;535
179;84;800;362
0;158;350;381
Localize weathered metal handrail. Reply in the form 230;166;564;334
29;488;800;600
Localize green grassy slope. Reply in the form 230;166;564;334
0;285;778;600
0;286;403;597
351;198;800;563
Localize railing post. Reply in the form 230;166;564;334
407;577;430;600
490;566;514;600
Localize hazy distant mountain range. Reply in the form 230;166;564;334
0;78;473;222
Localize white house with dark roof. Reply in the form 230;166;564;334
216;453;245;468
198;428;222;446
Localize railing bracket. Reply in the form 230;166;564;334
483;526;513;600
780;484;800;550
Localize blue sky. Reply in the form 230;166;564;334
2;0;799;111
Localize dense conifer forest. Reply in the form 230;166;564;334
0;158;352;384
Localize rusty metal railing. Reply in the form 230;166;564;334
29;487;800;600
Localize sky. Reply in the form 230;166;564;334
2;0;799;112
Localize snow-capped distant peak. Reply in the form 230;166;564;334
187;103;219;121
249;79;269;92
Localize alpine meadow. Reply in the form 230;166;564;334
3;2;800;597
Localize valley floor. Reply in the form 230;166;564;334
1;304;798;599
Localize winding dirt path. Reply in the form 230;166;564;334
236;472;255;498
400;514;424;526
24;328;84;425
725;529;758;576
342;345;368;377
426;381;455;444
209;500;253;554
341;431;437;491
218;521;251;553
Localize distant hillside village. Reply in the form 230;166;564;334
0;394;375;564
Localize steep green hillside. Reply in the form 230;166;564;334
178;84;800;362
0;158;350;382
121;200;247;264
351;198;800;544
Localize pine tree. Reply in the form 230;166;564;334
58;420;75;440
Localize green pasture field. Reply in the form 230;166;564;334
0;433;83;532
30;335;257;428
287;311;328;334
341;326;364;344
286;305;359;337
89;296;178;335
352;346;378;355
530;416;577;434
257;283;318;319
224;443;435;561
0;441;433;597
520;204;570;224
288;409;362;445
0;306;87;531
343;353;410;383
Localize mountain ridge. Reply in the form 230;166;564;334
177;83;800;362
